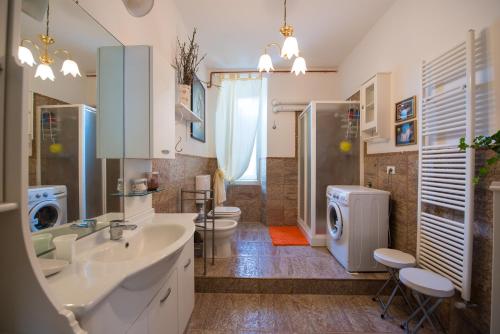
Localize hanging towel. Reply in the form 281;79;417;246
213;168;226;206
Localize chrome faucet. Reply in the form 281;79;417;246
71;219;97;229
109;221;137;240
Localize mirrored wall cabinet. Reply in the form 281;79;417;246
97;46;124;159
98;45;176;159
360;73;391;142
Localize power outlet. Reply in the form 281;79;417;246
386;166;396;175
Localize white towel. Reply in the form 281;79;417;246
213;169;226;206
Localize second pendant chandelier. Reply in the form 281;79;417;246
257;0;307;75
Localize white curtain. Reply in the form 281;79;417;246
215;77;265;182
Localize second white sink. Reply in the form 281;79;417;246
91;224;187;263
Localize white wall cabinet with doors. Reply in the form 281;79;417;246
98;45;176;159
124;45;176;159
96;46;124;159
360;73;391;142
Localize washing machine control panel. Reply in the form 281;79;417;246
28;188;56;202
327;190;348;206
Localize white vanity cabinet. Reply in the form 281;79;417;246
148;269;179;334
126;270;179;334
360;73;391;142
126;236;194;334
126;307;148;334
124;46;176;159
178;236;195;333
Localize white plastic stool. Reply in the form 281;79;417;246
399;268;455;333
373;248;416;318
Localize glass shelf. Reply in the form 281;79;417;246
111;188;165;197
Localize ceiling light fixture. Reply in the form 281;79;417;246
257;0;307;75
18;3;81;81
291;56;307;76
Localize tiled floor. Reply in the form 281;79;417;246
195;222;387;280
186;293;419;333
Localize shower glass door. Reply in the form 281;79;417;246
315;103;360;235
297;101;360;244
298;105;312;231
298;113;305;223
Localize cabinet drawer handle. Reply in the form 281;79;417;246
161;149;170;154
184;258;191;269
160;287;172;304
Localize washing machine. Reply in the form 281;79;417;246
326;185;390;272
28;185;67;232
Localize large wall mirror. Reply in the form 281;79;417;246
19;0;125;256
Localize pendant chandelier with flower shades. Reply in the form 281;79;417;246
17;3;81;81
258;0;307;75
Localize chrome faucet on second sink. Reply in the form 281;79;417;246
109;220;138;241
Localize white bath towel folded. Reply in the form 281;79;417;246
213;169;226;206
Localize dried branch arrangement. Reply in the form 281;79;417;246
175;28;206;86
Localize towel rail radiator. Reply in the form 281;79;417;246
417;30;476;301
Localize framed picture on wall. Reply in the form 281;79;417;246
190;75;206;142
395;120;417;146
395;96;416;122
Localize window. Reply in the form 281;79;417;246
216;76;266;184
238;139;258;182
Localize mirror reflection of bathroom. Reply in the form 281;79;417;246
21;0;125;255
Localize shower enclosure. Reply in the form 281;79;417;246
36;104;103;221
298;101;360;245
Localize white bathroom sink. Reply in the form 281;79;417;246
90;224;186;263
45;213;197;316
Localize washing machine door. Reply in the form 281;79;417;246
327;201;343;240
29;201;62;232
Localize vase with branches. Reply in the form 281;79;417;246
174;28;206;107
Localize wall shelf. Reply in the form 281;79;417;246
111;188;165;197
175;103;202;123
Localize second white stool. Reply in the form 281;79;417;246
373;248;416;318
400;267;455;333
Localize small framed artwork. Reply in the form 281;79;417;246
396;120;417;146
395;96;416;122
190;75;206;142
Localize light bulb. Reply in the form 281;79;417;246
61;59;81;77
35;63;55;81
281;36;299;59
258;54;274;73
291;56;307;76
18;45;36;67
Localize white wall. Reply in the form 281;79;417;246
27;67;88;105
338;0;500;154
78;0;192;217
80;0;214;161
203;72;340;159
267;73;341;157
174;66;216;157
84;76;96;107
492;20;500;132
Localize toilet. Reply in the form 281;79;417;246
208;206;242;222
196;219;238;258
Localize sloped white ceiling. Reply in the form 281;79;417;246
174;0;395;70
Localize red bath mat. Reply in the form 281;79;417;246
268;226;309;246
